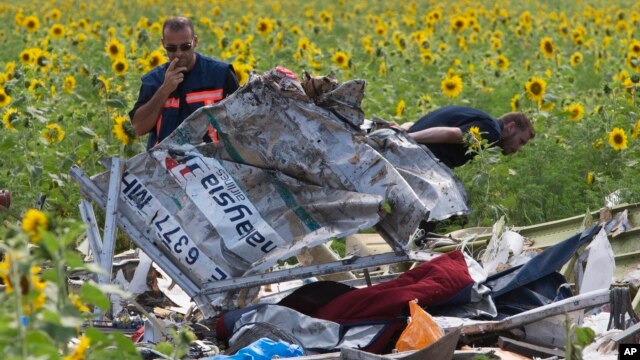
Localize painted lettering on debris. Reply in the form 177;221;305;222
120;171;230;282
154;151;285;264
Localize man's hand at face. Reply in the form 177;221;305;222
162;58;188;93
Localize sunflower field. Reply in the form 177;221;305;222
2;0;640;357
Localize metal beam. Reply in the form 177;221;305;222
69;166;217;316
78;200;103;265
98;158;123;285
458;288;611;336
200;251;439;295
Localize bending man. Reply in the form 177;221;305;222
407;106;535;168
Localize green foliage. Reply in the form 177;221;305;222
565;315;596;360
0;0;639;354
0;216;141;359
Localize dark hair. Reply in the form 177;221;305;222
162;17;195;37
499;112;535;139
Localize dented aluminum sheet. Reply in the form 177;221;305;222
89;68;468;304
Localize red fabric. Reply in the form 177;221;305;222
312;250;474;322
131;325;145;343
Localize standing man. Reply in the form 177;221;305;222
130;16;239;149
407;106;535;168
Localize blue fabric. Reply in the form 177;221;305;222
491;273;574;319
129;52;238;149
408;106;502;168
206;338;303;359
484;225;601;318
486;224;600;297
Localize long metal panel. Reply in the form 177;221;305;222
199;251;439;295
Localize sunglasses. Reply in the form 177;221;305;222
163;42;193;53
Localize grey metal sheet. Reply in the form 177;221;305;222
88;68;469;309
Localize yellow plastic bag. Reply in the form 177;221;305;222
395;300;444;352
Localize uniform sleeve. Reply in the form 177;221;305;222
128;80;159;121
223;65;240;97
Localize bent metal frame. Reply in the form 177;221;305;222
69;157;437;318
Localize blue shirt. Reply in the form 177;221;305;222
408;106;503;168
129;53;239;149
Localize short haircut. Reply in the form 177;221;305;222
162;17;195;37
500;112;535;139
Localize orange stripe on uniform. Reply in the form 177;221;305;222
164;97;180;108
186;89;223;104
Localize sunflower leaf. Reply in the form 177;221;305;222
79;126;98;138
106;97;127;109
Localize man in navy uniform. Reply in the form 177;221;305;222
130;16;239;149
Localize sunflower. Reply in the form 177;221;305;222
105;38;125;61
396;99;405;117
632;120;640;140
379;61;387;74
630;40;640;56
5;62;15;77
65;336;91;360
608;127;628;151
420;51;434;64
450;15;467;32
623;78;635;97
3;108;18;130
510;94;520;111
48;8;61;21
233;62;252;85
570;52;583;67
441;75;463;98
24;266;47;315
0;254;13;293
49;23;65;39
495;54;509;71
69;293;90;312
28;79;45;93
375;23;387;37
586;172;595;185
21;208;48;243
112;115;134;145
290;25;302;36
540;37;555;58
147;50;165;69
64;75;76;94
467;126;482;149
256;18;274;36
627;54;640;71
112;58;128;76
41;123;65;144
19;48;33;64
230;39;245;53
564;103;584;121
0;88;10;108
525;77;546;102
34;50;51;71
97;75;111;93
73;33;87;45
426;9;442;23
318;11;333;30
332;51;350;69
491;37;502;50
593;139;603;150
23;15;40;32
616;69;630;83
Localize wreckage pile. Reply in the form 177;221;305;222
71;68;640;359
